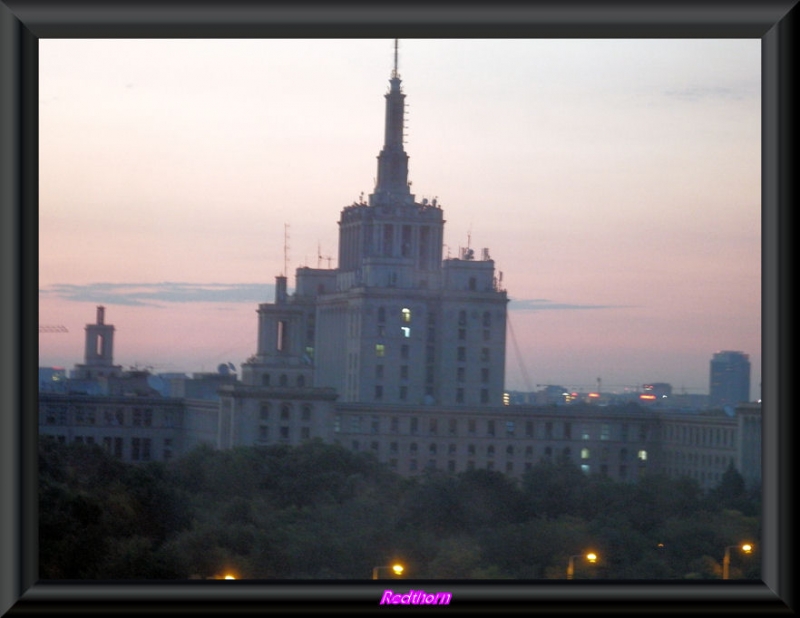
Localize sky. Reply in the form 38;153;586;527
38;38;761;398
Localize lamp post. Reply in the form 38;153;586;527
372;564;404;580
566;552;597;580
722;543;752;580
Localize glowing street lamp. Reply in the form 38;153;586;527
372;564;404;580
722;543;753;580
567;552;598;580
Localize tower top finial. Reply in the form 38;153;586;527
392;38;399;78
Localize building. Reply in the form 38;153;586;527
38;44;761;490
709;350;751;408
240;40;508;408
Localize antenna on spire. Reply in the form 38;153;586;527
392;38;399;78
283;223;290;276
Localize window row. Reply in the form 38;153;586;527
334;415;651;442
258;402;313;422
260;373;308;388
344;439;648;463
41;406;176;428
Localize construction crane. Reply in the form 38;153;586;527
506;313;534;392
39;325;68;333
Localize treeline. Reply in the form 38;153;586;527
39;436;760;580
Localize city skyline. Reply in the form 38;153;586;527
38;39;761;398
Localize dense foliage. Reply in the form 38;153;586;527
39;436;761;580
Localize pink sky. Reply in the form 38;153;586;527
38;39;761;397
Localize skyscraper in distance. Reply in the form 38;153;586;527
709;350;751;408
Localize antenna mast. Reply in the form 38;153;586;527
283;223;290;276
392;38;399;78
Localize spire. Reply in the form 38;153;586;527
373;39;410;200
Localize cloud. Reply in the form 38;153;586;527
508;298;631;312
40;282;275;306
662;84;755;102
40;283;628;313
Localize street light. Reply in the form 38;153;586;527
372;564;404;580
566;552;598;580
722;543;753;580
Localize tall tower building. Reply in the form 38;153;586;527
709;350;751;408
71;305;123;380
243;40;508;407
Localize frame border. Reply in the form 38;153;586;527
1;1;795;614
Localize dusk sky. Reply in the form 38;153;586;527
38;38;761;398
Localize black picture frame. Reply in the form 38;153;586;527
1;1;795;614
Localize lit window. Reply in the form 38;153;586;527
638;450;648;461
402;308;411;323
581;448;590;460
401;326;411;337
375;344;385;357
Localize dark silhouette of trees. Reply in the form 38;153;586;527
39;437;761;580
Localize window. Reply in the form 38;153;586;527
375;385;383;400
371;441;379;452
429;443;437;455
401;344;409;359
378;307;386;323
402;307;411;323
638;450;648;461
468;444;476;456
376;364;384;379
525;421;534;437
401;326;411;338
480;389;489;404
457;347;466;362
132;409;142;427
131;438;141;461
525;445;533;459
487;445;495;457
481;348;490;362
468;419;476;435
279;374;288;386
457;367;465;382
481;368;489;383
301;427;311;440
400;365;409;380
482;311;491;327
410;417;419;435
375;344;385;357
506;445;514;457
458;310;467;326
582;425;591;440
371;416;380;434
581;448;590;460
487;420;495;436
281;404;291;420
302;404;312;421
258;425;269;441
351;416;362;433
448;419;457;436
601;424;610;440
390;442;398;454
334;415;342;433
280;426;290;441
260;403;270;421
456;388;464;403
429;419;438;435
296;375;306;387
458;328;466;340
410;442;418;454
563;422;572;440
262;373;271;386
506;421;515;436
390;417;399;433
545;422;553;439
448;443;457;455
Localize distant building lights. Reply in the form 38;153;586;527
639;394;657;401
